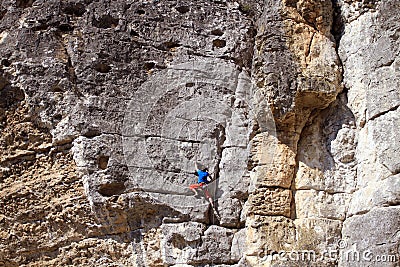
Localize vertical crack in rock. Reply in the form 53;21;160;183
212;123;226;182
209;123;226;225
64;41;81;97
328;3;351;252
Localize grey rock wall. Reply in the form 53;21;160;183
0;0;399;266
1;1;258;266
336;1;400;266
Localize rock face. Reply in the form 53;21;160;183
0;0;399;267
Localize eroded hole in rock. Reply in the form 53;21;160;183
64;3;86;17
94;62;111;73
136;9;145;15
162;41;180;50
175;6;190;14
130;29;139;36
98;182;125;197
16;0;35;8
63;3;86;16
82;128;101;138
51;85;63;92
97;52;109;59
0;10;7;20
144;62;156;71
284;0;297;8
0;80;25;109
238;3;253;14
170;234;188;249
93;15;119;29
1;59;11;67
98;155;109;170
53;114;62;121
58;23;74;32
211;29;224;36
32;23;49;31
212;39;226;48
185;82;195;87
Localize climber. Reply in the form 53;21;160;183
189;167;211;196
189;162;220;220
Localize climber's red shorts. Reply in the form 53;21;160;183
189;182;206;190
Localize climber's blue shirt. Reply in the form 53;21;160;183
197;170;209;184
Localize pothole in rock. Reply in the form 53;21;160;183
175;6;190;14
63;2;86;17
144;62;156;71
161;41;181;51
16;0;35;8
213;39;226;48
211;29;224;36
98;182;126;197
93;15;119;29
94;62;111;73
98;155;109;170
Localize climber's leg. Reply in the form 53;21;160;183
203;188;214;208
189;183;203;196
203;187;221;220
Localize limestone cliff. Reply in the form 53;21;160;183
0;0;399;266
